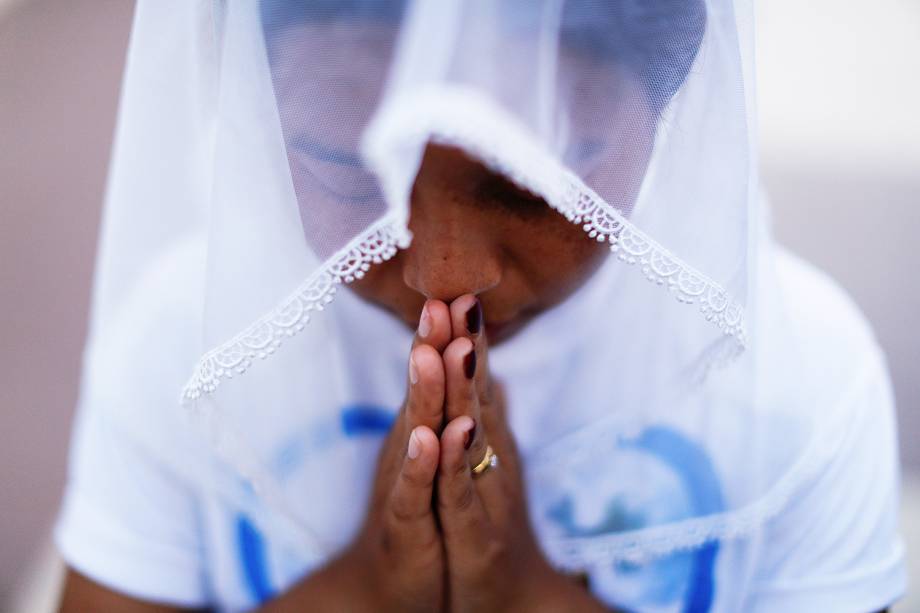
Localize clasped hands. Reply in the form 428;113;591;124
320;295;605;613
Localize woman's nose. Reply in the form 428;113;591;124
402;143;504;302
401;219;502;302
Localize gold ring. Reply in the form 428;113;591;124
472;445;497;476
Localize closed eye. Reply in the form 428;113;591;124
474;173;550;219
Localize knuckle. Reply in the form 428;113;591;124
412;527;442;555
388;496;417;524
485;537;507;563
388;477;428;524
408;397;441;431
449;454;470;479
378;526;395;555
400;462;429;489
468;437;486;460
477;539;511;576
403;398;421;424
477;385;491;407
451;481;477;513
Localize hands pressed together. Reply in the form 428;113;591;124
317;295;606;613
59;295;613;613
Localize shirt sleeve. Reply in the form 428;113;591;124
54;397;211;608
744;356;907;613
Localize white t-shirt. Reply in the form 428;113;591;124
55;245;906;612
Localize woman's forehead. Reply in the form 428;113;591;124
266;21;397;126
264;19;647;145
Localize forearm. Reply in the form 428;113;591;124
254;546;376;613
531;588;617;613
512;567;615;613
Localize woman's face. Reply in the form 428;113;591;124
350;144;612;345
268;22;658;344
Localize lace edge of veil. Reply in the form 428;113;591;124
180;215;411;402
180;87;748;404
543;436;821;571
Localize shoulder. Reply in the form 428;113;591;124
56;238;215;607
741;249;906;611
78;235;209;472
88;236;205;397
771;247;881;372
753;247;889;421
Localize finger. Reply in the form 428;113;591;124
405;344;445;434
449;295;492;404
387;426;441;551
442;336;488;470
412;299;451;353
480;379;508;446
449;294;483;341
479;380;519;477
437;416;490;549
472;380;523;521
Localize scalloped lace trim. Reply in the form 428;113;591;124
544;173;746;342
541;410;837;571
181;184;743;402
543;467;797;570
416;91;748;348
182;89;747;402
561;182;746;340
181;215;410;402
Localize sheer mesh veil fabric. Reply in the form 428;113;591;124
86;0;829;570
183;0;748;403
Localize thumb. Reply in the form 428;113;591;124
386;426;440;550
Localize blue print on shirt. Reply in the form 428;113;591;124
340;404;396;436
236;514;274;605
237;404;396;604
548;426;724;613
272;404;395;480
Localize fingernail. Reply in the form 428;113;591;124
408;429;421;459
464;420;477;450
465;299;482;335
418;304;432;338
409;355;419;385
463;348;476;379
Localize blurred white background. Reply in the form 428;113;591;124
1;0;917;610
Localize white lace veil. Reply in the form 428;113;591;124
84;0;827;571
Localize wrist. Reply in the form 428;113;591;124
511;563;604;613
255;541;378;613
334;539;382;609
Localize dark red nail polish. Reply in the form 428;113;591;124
465;299;482;335
463;349;476;379
464;421;477;450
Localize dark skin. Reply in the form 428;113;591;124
60;145;611;611
349;145;613;345
58;146;891;612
